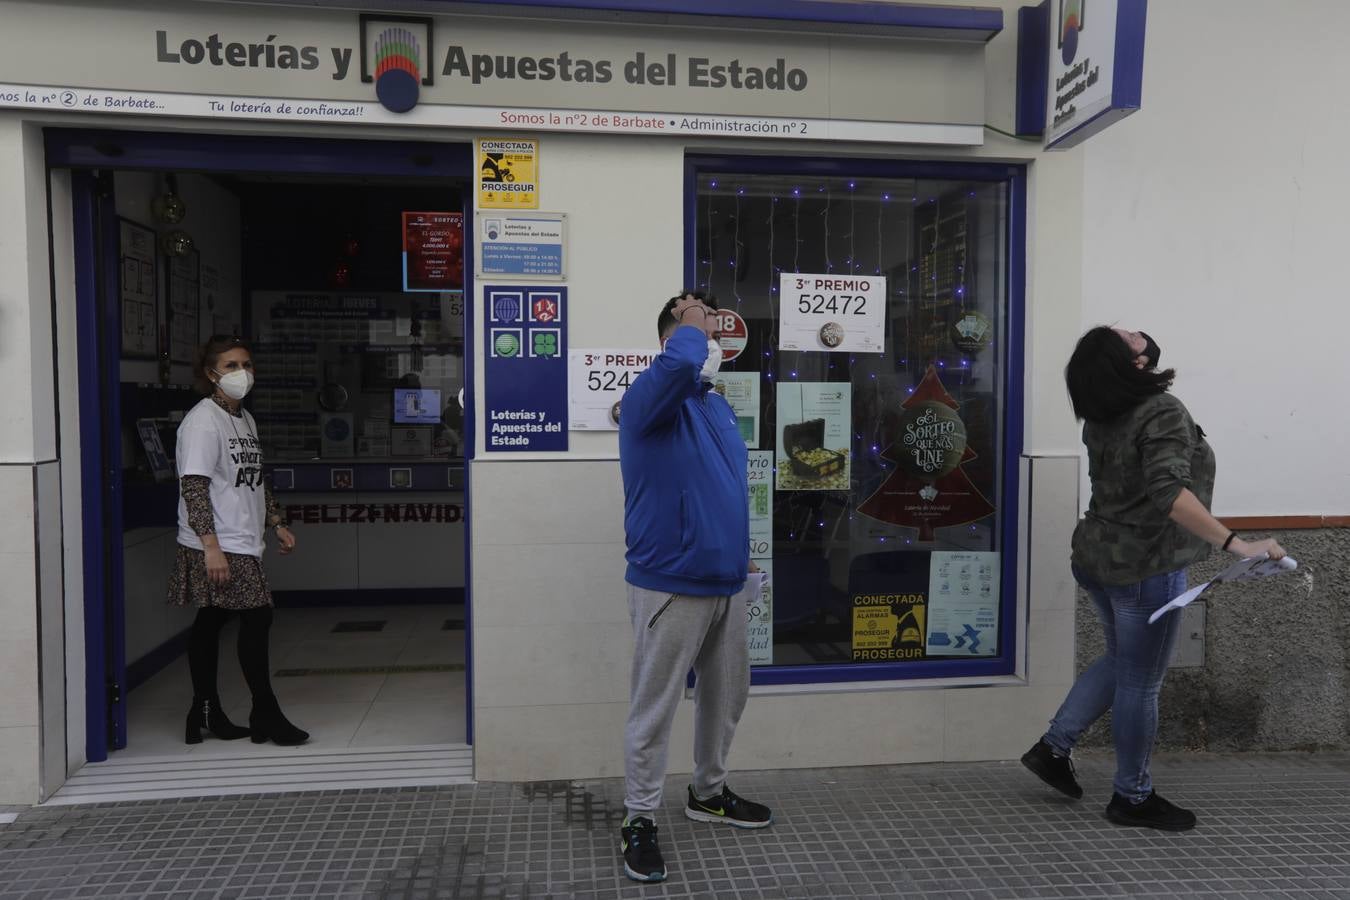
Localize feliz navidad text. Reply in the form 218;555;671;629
155;32;809;92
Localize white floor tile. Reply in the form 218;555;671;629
285;636;409;669
350;700;466;747
376;671;464;703
121;605;466;758
397;635;466;666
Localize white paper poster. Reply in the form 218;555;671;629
925;551;999;657
712;371;761;447
568;348;656;430
747;450;773;558
776;382;851;491
742;562;773;666
778;273;885;353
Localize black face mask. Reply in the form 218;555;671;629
1139;332;1161;370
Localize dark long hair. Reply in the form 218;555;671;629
193;335;252;396
1065;326;1175;423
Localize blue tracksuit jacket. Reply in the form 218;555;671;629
619;325;749;596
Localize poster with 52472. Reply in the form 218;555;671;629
778;273;886;353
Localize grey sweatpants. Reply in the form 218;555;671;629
624;583;750;816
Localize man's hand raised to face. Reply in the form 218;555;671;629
672;295;719;339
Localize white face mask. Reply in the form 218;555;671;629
700;339;723;382
213;368;255;401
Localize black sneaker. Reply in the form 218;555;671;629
1021;740;1083;800
684;784;772;829
1106;791;1197;831
620;816;666;883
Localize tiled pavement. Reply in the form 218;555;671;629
2;752;1348;899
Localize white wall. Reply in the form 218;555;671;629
1081;0;1350;516
0;118;55;803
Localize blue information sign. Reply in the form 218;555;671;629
478;214;566;279
483;285;568;451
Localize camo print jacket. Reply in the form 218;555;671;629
1070;392;1216;586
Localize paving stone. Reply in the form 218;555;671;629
1;753;1349;897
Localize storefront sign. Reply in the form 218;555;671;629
778;274;886;354
1045;0;1148;149
401;211;464;292
925;551;999;657
747;450;773;558
567;348;653;431
477;138;539;209
477;212;564;279
0;2;986;146
484;285;567;451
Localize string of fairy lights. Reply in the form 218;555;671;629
697;175;991;553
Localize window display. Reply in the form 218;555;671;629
692;161;1018;677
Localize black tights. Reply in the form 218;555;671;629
187;606;276;704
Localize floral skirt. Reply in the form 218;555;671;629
167;545;273;610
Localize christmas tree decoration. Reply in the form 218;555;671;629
856;364;994;542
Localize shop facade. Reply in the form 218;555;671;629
0;0;1103;804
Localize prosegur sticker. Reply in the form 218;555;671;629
477;138;538;209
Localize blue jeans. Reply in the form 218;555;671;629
1043;565;1185;803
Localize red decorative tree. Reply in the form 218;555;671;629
856;365;995;542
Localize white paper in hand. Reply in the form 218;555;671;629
736;572;768;602
1147;555;1298;625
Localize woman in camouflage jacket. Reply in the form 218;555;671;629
1020;326;1286;832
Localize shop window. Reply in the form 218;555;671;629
687;157;1024;684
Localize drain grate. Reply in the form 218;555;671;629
274;663;464;677
332;620;387;633
441;619;465;631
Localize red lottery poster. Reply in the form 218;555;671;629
402;211;464;292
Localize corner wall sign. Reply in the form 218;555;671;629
1045;0;1148;150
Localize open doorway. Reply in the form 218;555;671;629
53;131;474;793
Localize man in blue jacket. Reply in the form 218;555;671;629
617;291;771;884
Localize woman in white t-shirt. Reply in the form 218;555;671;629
167;335;307;746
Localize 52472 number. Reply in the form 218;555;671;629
796;293;866;315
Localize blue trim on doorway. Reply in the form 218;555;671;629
71;172;109;763
1015;1;1051;137
461;185;476;748
1001;166;1029;683
52;128;478;751
683;153;1028;686
45;129;473;177
97;176;130;752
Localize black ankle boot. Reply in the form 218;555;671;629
185;695;251;744
249;695;309;746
